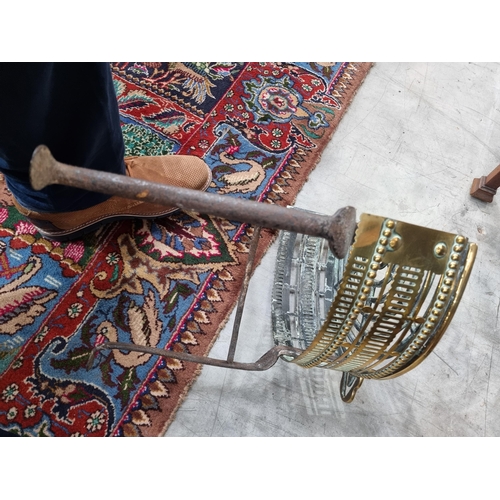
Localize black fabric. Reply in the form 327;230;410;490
0;63;125;212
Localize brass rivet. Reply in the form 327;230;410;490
379;238;388;245
444;278;453;285
365;279;374;286
453;244;463;252
370;263;379;270
435;302;444;309
368;271;377;278
389;237;401;250
356;301;364;308
451;253;460;261
446;270;455;277
449;262;457;269
377;246;385;254
456;236;465;244
359;294;367;301
441;286;450;294
383;229;391;237
434;243;447;257
438;294;446;301
374;255;382;262
432;309;441;316
362;287;371;294
425;322;434;329
386;220;395;228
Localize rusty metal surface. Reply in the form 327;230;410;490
29;145;356;259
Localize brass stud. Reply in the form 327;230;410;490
432;309;441;316
383;229;391;237
386;220;395;228
370;263;379;270
365;279;374;286
453;244;463;252
389;237;401;250
377;246;385;254
379;237;388;245
356;301;364;308
444;278;453;286
449;262;457;269
451;253;460;261
438;294;447;301
368;271;377;278
441;286;450;294
362;287;371;294
434;243;447;257
425;322;434;329
446;270;455;277
359;294;367;301
374;255;382;262
456;236;465;244
435;302;444;309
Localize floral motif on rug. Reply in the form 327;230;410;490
0;62;371;436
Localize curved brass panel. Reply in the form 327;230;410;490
290;214;477;382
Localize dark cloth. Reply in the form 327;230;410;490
0;63;125;212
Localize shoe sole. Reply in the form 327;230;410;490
30;167;213;242
34;207;180;242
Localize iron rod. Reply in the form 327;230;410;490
87;342;302;372
29;145;356;259
227;225;262;362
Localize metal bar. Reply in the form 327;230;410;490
87;342;303;372
227;226;262;362
29;145;357;259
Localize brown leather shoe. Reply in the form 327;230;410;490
12;154;212;242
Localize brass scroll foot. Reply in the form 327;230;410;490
340;373;364;403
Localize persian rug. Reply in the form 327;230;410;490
0;62;371;436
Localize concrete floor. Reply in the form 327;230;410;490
165;62;500;437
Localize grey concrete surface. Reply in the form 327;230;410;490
165;62;500;437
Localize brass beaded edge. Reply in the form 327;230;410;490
293;217;397;368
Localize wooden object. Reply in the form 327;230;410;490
470;164;500;202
